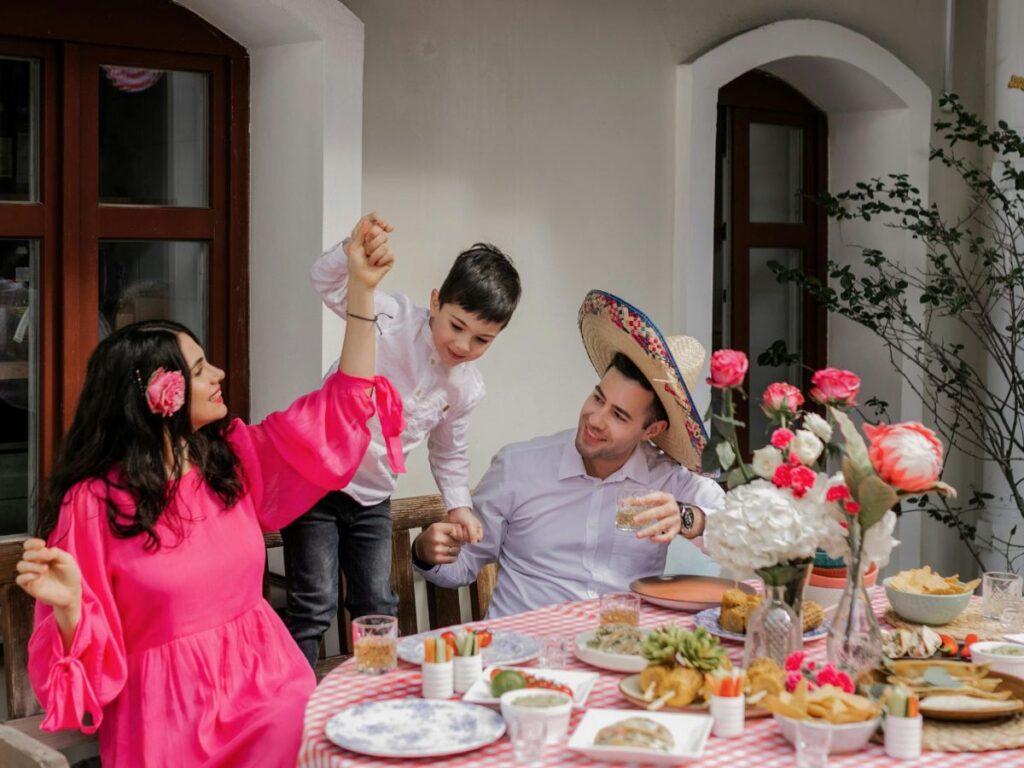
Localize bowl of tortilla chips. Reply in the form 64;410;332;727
884;567;979;626
765;681;881;754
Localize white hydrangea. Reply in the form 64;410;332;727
704;478;846;579
751;446;783;479
791;429;825;465
803;412;833;442
860;509;900;568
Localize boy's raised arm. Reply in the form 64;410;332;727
312;213;394;318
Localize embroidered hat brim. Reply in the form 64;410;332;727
578;289;708;470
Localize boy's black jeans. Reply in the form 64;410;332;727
282;491;398;667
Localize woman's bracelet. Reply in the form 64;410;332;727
346;311;393;335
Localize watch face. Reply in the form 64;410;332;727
681;507;695;530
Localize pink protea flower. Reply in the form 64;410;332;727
762;382;804;419
809;368;861;407
707;349;748;389
146;368;186;417
771;428;795;449
864;421;944;492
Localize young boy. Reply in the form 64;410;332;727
283;213;522;666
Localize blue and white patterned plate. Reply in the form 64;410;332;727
694;607;830;642
397;629;540;666
325;699;506;758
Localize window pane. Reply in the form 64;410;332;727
0;239;38;534
0;57;40;202
748;247;803;443
749;123;803;223
99;67;208;207
99;240;208;344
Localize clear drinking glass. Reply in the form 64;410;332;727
1001;599;1024;634
599;592;640;626
982;572;1023;621
352;615;397;674
615;490;654;532
795;718;832;767
508;715;546;765
537;635;571;669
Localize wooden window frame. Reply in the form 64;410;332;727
0;1;249;529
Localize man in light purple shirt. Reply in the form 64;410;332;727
413;291;726;617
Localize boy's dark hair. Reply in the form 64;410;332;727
437;243;521;327
606;352;669;428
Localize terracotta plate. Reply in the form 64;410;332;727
629;575;757;612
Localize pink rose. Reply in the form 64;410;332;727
809;368;861;407
146;368;186;417
826;484;851;502
785;670;804;693
834;671;855;694
762;382;804;419
789;465;817;498
863;421;943;492
770;428;795;449
772;463;793;489
707;349;748;389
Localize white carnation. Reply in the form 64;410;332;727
704;479;835;579
861;509;899;568
803;412;833;442
791;430;825;465
752;446;783;479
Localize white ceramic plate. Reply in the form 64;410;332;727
574;628;649;673
397;628;540;666
324;699;505;758
462;665;599;708
566;708;713;764
693;607;829;643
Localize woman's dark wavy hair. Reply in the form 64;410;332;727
36;320;243;549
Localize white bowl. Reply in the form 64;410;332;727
500;688;572;744
773;713;881;754
969;641;1024;677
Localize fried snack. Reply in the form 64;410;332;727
720;589;761;633
889;566;980;595
747;657;785;699
640;664;670;700
802;601;825;632
762;681;880;724
659;667;703;707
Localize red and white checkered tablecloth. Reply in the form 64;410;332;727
299;589;1022;767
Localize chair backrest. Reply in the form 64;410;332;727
0;534;41;721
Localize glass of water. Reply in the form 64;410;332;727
983;571;1023;620
508;714;546;765
795;718;833;768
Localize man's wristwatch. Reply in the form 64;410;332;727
680;504;696;533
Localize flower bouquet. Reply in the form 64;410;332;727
701;351;956;674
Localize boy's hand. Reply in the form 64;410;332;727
447;506;483;544
345;212;395;290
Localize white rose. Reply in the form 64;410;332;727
752;446;783;479
791;430;825;465
861;509;900;568
803;412;833;442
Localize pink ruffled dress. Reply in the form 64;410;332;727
28;371;405;768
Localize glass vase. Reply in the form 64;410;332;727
744;561;811;668
826;538;882;675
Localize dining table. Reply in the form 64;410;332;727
299;587;1022;766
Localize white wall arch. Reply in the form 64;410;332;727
674;19;932;570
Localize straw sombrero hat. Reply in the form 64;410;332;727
578;289;708;470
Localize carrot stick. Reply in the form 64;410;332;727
424;636;435;664
908;695;919;718
446;643;453;662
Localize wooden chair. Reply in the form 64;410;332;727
0;534;98;765
262;494;498;678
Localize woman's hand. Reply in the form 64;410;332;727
17;539;83;649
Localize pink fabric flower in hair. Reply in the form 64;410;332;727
864;421;943;492
707;349;749;389
146;368;186;417
809;368;861;407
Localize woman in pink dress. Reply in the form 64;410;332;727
16;215;399;767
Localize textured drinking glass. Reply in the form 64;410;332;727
352;615;397;674
983;572;1023;620
599;592;640;626
615;490;654;532
795;718;833;767
537;635;571;669
508;714;546;765
1001;599;1024;633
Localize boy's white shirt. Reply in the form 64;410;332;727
312;242;484;511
